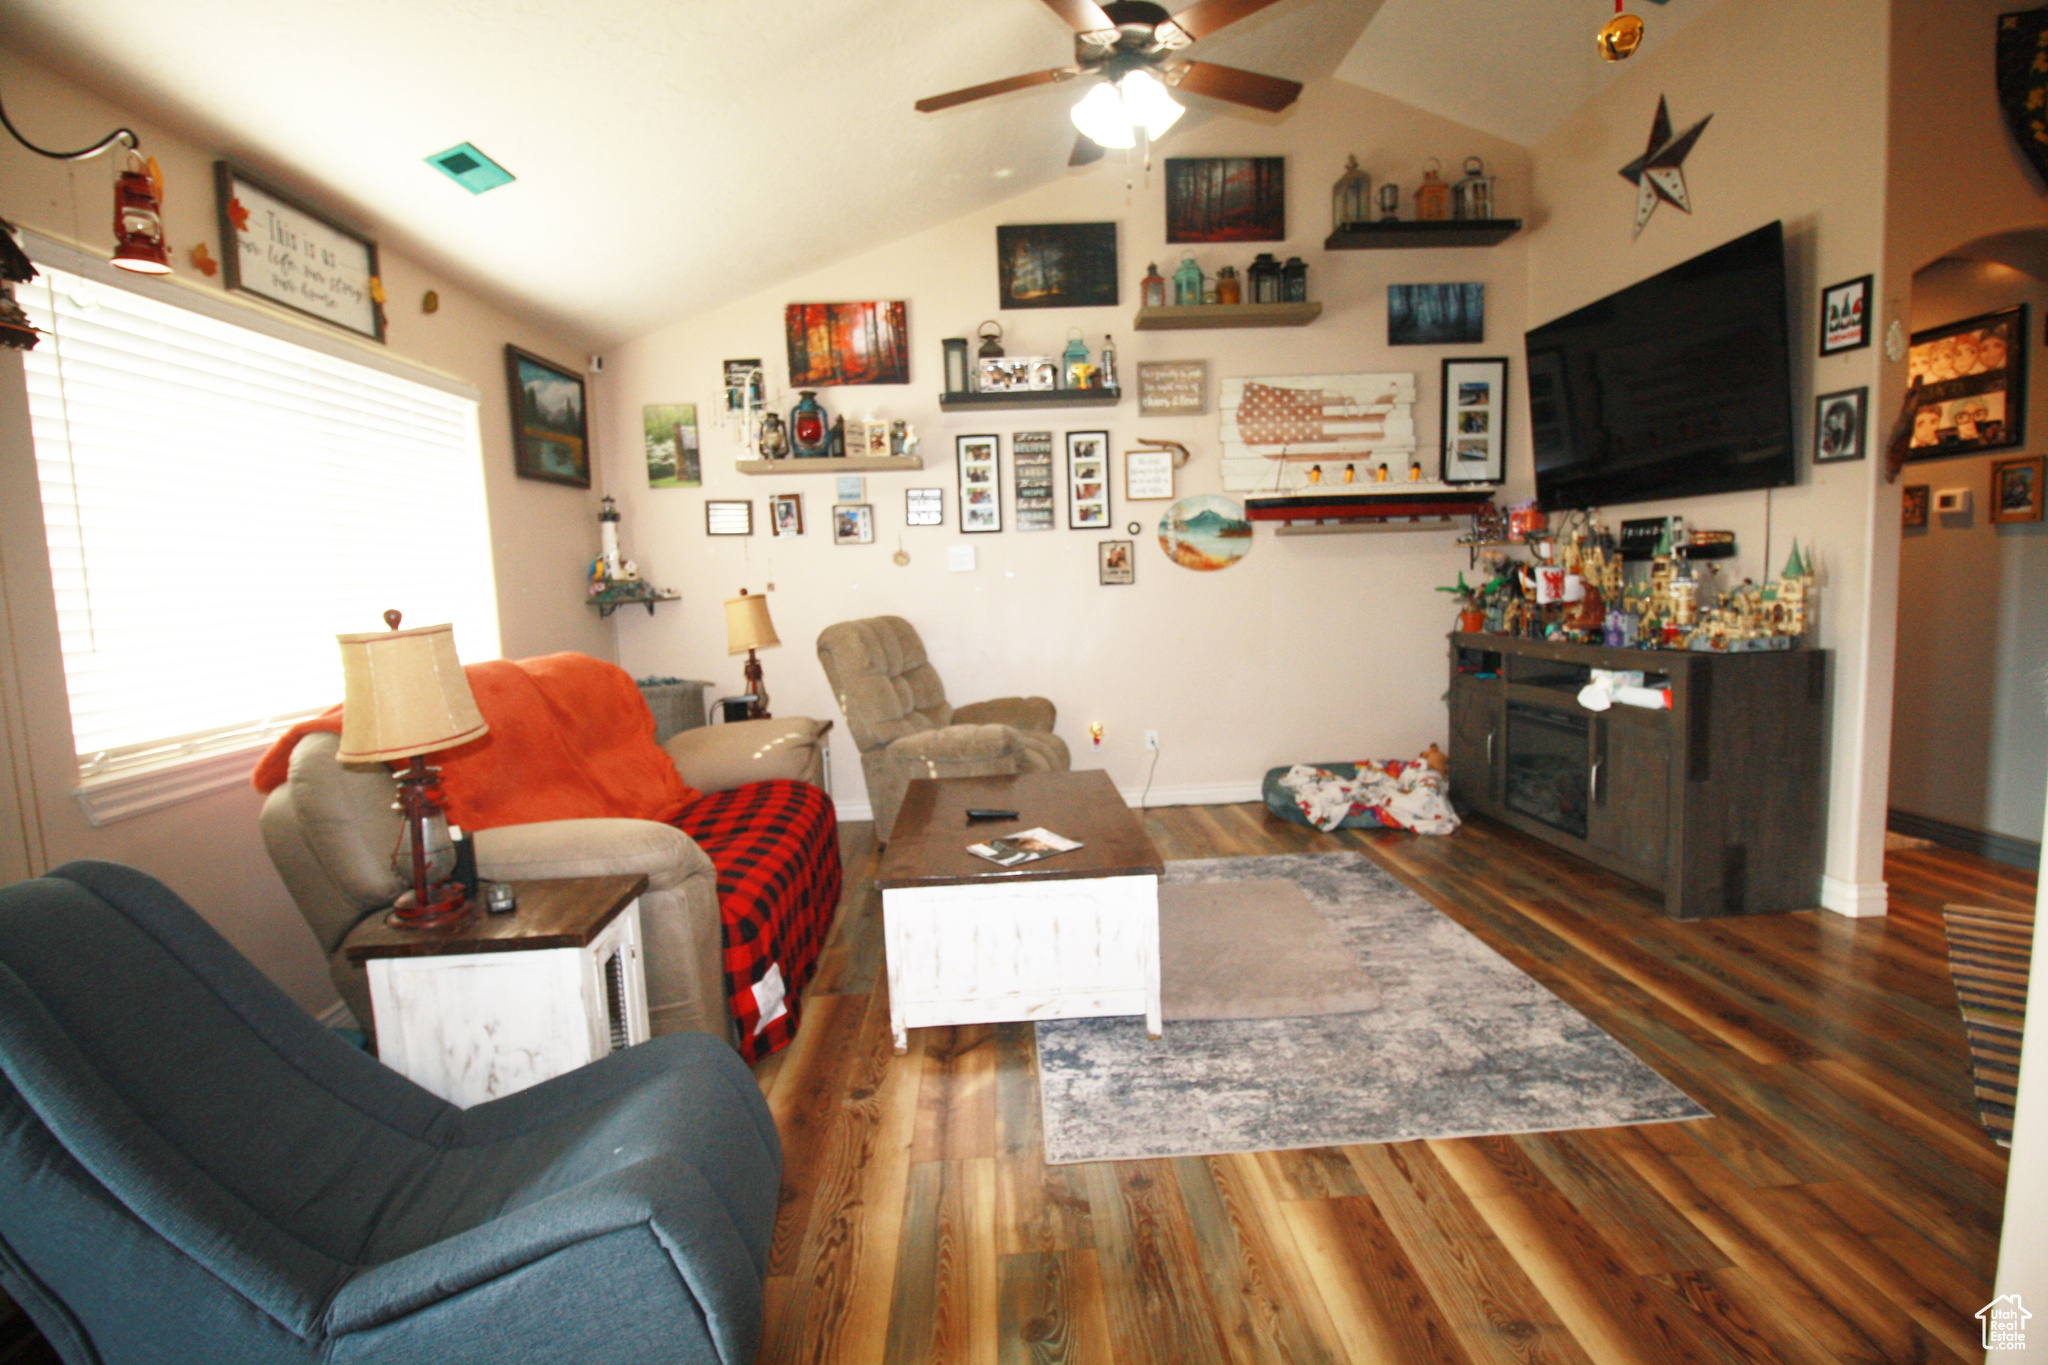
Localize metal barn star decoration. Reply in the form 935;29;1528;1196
1619;95;1712;237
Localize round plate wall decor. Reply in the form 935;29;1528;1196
1159;494;1252;572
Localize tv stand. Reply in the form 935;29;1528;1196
1446;633;1827;918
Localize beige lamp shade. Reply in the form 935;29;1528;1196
335;621;489;762
725;591;780;656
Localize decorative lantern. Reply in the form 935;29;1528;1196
1281;257;1308;303
1247;253;1282;304
1141;263;1166;308
1062;330;1091;389
789;391;829;459
1215;265;1241;304
942;337;969;394
758;411;789;459
1414;159;1450;222
1452;157;1497;221
111;151;171;275
1332;154;1372;232
1377;182;1401;222
1173;254;1203;306
976;320;1004;358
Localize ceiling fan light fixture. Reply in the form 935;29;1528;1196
1071;81;1137;149
1118;68;1184;139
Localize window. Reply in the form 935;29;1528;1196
18;250;499;823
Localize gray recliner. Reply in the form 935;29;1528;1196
0;860;779;1364
816;615;1070;841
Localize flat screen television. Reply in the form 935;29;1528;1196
1524;221;1797;511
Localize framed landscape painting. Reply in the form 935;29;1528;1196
506;345;590;487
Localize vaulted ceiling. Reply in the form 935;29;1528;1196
0;0;1721;346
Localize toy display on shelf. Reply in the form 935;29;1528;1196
1453;507;1817;652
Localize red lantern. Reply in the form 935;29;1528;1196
112;154;170;275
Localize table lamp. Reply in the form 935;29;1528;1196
724;588;780;720
336;611;489;929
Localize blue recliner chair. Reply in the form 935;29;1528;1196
0;861;780;1364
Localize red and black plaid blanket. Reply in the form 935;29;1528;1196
677;779;842;1062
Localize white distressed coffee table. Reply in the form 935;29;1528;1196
874;770;1164;1052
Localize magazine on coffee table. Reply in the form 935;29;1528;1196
967;827;1083;867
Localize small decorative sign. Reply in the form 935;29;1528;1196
1099;539;1135;585
1013;430;1055;531
214;162;383;340
705;500;754;536
906;487;944;526
1138;360;1207;416
1125;447;1176;500
1820;276;1873;355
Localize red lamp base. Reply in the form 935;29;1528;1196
386;882;470;930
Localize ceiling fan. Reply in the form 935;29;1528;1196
914;0;1304;166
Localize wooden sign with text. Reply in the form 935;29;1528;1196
215;163;384;341
1137;360;1208;416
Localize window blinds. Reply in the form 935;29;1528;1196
19;261;500;795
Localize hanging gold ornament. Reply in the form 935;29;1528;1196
1598;5;1644;61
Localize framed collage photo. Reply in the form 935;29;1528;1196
1814;387;1867;463
1907;305;2027;459
1067;431;1111;529
833;503;875;544
1440;357;1508;484
958;434;1002;533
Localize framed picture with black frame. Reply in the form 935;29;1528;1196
1905;304;2027;460
1819;275;1873;355
1439;357;1508;484
1066;430;1111;529
505;345;591;487
1814;387;1867;463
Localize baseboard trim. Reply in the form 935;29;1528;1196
1888;807;2042;872
1126;781;1265;809
1820;875;1890;918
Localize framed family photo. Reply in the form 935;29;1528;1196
1439;357;1508;484
770;492;804;536
1990;454;2045;524
1099;539;1134;585
833;503;875;545
1067;431;1111;529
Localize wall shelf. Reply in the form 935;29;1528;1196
1323;220;1523;250
938;388;1121;413
735;455;925;475
1133;301;1322;331
1246;487;1495;533
588;591;679;618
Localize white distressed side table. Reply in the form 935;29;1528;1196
343;873;651;1107
875;771;1164;1052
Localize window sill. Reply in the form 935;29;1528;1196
72;742;275;827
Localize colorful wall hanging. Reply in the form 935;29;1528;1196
784;301;909;385
644;403;700;488
1218;373;1417;492
1159;494;1252;571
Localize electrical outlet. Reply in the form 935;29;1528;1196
1144;730;1160;751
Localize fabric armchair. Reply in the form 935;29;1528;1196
815;615;1069;841
0;860;779;1364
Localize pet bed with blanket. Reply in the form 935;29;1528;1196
1262;758;1460;834
255;653;840;1060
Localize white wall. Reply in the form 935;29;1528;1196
1892;257;2048;846
1526;0;1894;914
593;81;1533;817
0;44;614;1010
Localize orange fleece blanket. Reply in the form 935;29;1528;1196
252;652;698;829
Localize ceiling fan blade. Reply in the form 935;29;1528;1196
1069;133;1106;167
1039;0;1116;33
915;67;1078;114
1164;59;1302;113
1157;0;1290;43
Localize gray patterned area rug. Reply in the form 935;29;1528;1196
1035;851;1708;1165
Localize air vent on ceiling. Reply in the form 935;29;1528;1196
425;143;514;194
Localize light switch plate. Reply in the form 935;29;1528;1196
1934;488;1971;513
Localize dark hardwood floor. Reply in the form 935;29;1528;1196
752;805;2033;1365
0;809;2027;1362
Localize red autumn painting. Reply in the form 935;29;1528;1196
784;301;910;386
1165;157;1286;243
